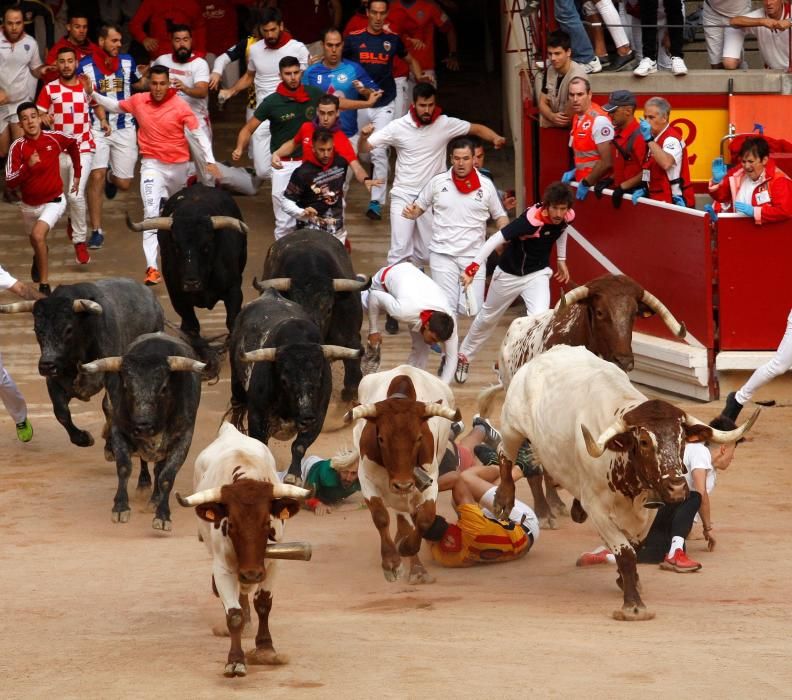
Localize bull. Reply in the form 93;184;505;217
344;365;460;584
229;289;362;484
0;279;164;448
177;422;311;677
492;345;758;620
81;333;205;530
253;229;367;402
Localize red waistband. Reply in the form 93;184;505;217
380;263;396;292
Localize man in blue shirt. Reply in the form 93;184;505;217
343;0;424;220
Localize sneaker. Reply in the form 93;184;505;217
660;549;701;573
473;443;499;466
385;313;399;335
66;218;73;240
670;56;688;76
361;342;381;375
144;267;162;286
31;256;40;283
721;391;743;421
105;170;118;199
38;283;51;296
633;57;658;77
516;442;542;478
611;50;637;72
366;200;382;220
584;56;602;74
88;230;104;249
450;420;465;440
74;242;90;264
576;546;612;567
15;417;33;442
597;55;612;71
454;353;470;384
473;414;501;449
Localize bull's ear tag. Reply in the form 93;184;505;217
279;508;291;520
640;310;653;318
204;509;216;521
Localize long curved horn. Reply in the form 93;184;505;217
210;216;249;234
72;299;103;315
252;277;291;292
242;348;278;363
581;418;626;458
423;403;462;421
81;357;123;374
322;345;363;360
343;403;378;423
167;356;207;373
332;278;367;292
554;285;590;311
684;408;760;443
176;487;223;507
272;483;311;500
125;212;173;232
641;289;687;338
0;300;36;313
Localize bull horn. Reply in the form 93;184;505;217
72;299;103;315
210;216;249;235
423;403;462;421
242;348;278;363
80;357;123;374
167;356;207;373
252;277;291;292
554;285;590;311
322;345;363;361
0;300;36;313
272;483;311;500
263;542;312;561
176;487;223;507
641;289;687;339
684;408;760;444
343;403;378;423
332;278;367;292
581;418;626;458
125;213;173;232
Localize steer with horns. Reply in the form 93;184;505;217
81;332;205;530
177;422;312;678
344;365;460;584
0;279;164;449
492;345;758;620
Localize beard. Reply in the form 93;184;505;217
174;48;191;62
60;70;76;81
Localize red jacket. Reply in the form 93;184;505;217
611;118;647;186
130;0;207;59
5;131;81;206
709;158;792;225
644;124;695;207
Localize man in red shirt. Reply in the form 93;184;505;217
43;13;98;83
600;89;646;208
5;103;81;295
277;0;342;57
130;0;207;60
392;0;459;84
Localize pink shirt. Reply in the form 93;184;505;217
118;91;200;163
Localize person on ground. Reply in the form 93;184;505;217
298;447;361;516
43;13;98;82
723;0;791;71
536;30;587;130
633;0;689;76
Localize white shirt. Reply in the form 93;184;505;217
248;39;309;105
417;168;507;257
592;115;614;145
725;6;791;69
367;113;471;197
0;264;17;291
683;442;716;495
735;172;762;205
0;31;41;103
153;53;211;128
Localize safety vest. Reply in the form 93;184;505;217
571;104;608;181
645;124;695;207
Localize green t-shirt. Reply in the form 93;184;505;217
305;459;360;505
253;85;325;156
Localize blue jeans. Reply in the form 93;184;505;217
554;0;594;63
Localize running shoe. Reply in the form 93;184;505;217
611;50;637;72
516;442;542;478
105;170;118;199
660;549;701;573
385;314;399;335
88;230;104;249
576;546;612;567
366;200;382;220
144;267;162;286
472;414;501;449
670;56;688;75
584;56;602;74
473;443;499;467
721;391;743;421
454;353;470;384
633;57;657;77
15;417;33;442
74;242;90;264
38;283;51;296
450;420;465;440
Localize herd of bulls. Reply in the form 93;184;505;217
0;182;760;674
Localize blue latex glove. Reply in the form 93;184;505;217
703;203;718;221
631;187;647;205
561;168;576;183
576;180;590;200
711;157;727;184
735;201;754;217
672;195;686;207
639;119;653;142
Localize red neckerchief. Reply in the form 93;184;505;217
268;30;293;50
277;82;310;102
92;46;119;75
409;104;442;127
452;168;481;195
419;310;434;328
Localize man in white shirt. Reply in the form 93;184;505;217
403;137;508;317
723;0;792;70
359;82;506;268
702;0;752;68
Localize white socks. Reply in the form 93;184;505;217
668;536;685;557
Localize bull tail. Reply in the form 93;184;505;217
222;398;248;434
476;382;503;418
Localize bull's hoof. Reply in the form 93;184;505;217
383;562;405;583
612;605;655;622
492;487;515;520
246;647;288;665
224;661;247;677
71;430;94;447
104;445;114;462
408;564;436;585
111;509;131;523
152;517;172;532
538;515;558;530
282;473;304;488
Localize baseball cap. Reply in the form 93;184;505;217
603;90;637;112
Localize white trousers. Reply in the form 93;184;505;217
459;266;552;362
251;120;272;180
140;158;191;270
594;0;629;48
358;102;394;204
393;76;409;119
361;288;429;371
388;190;433;266
272;159;301;240
0;353;27;424
59;151;93;243
736;309;792;404
430;251;485;318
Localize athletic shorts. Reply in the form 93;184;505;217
20;197;67;233
91;125;138;179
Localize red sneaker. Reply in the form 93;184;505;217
74;242;90;264
144;267;162;286
576;546;612;567
660;549;701;573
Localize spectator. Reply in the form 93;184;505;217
702;0;751;68
633;0;688;76
600;89;646;207
99;1;142;53
632;96;694;208
471;137;517;211
723;0;791;71
44;13;98;82
277;0;342;58
129;0;207;60
201;1;252;85
553;0;600;73
536;30;586;129
578;0;637;71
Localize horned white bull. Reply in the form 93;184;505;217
176;422;311;677
492;346;757;621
